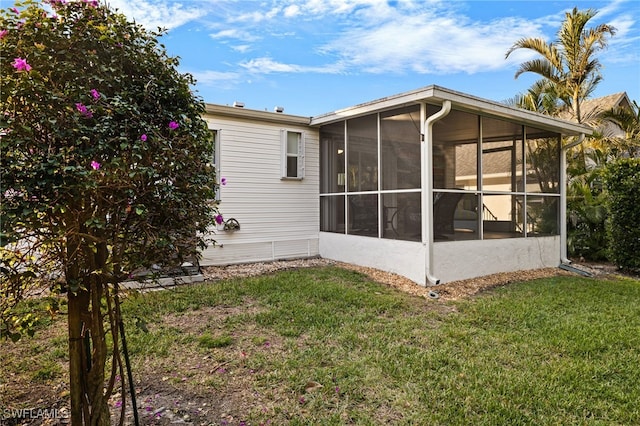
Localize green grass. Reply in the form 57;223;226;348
117;267;640;424
198;333;234;348
4;266;640;424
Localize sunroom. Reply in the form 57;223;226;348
312;86;591;285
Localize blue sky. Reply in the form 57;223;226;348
107;0;640;117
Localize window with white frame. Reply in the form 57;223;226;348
282;130;304;179
211;129;221;200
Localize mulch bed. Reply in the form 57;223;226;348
201;257;628;302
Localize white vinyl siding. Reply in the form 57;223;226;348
201;109;319;266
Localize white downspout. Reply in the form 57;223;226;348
560;133;585;264
423;100;452;285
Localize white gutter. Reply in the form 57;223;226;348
563;133;586;150
560;133;585;264
422;100;452;285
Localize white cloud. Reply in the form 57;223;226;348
239;57;345;74
239;57;303;73
215;0;548;76
232;44;252;53
165;0;637;81
209;29;261;42
233;7;280;23
603;15;640;64
107;0;205;30
284;5;301;18
593;0;626;19
610;15;635;36
189;70;241;90
301;0;360;16
320;11;545;75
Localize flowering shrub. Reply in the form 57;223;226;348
1;0;218;424
11;57;31;71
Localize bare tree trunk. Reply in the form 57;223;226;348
87;274;111;426
67;230;86;425
67;234;112;425
68;289;85;425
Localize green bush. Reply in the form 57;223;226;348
604;159;640;271
567;171;609;261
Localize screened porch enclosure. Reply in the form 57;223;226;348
320;105;423;240
319;103;562;242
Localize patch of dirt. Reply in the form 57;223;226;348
201;258;333;281
160;303;264;334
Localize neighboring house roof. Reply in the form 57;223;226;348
580;92;632;120
580;92;633;139
557;92;633;138
455;144;518;178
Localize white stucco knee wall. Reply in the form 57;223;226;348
319;232;427;285
432;236;561;283
319;232;560;286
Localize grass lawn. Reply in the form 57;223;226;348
2;266;640;425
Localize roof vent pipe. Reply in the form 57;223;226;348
423;100;452;286
233;101;245;108
274;106;284;113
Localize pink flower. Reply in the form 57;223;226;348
12;58;31;72
140;134;147;141
91;161;101;170
90;89;100;100
114;400;122;408
220;177;227;186
75;103;93;118
0;30;8;39
10;7;19;14
168;121;179;130
215;214;224;225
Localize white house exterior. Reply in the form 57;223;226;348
201;105;320;265
200;86;592;285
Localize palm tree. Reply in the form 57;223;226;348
505;79;563;115
597;100;640;157
505;7;616;124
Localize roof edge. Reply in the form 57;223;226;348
309;85;592;136
204;103;311;126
